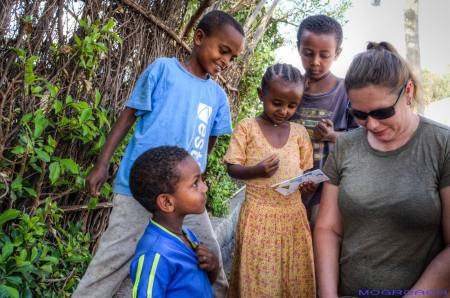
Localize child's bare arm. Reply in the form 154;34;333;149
195;245;219;283
227;154;279;180
86;107;137;196
208;136;217;154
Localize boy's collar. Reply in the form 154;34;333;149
150;220;198;250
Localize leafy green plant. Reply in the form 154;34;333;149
0;17;123;297
0;200;91;297
205;135;239;217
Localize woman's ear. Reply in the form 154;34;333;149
156;194;175;213
405;79;415;100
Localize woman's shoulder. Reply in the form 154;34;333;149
421;117;450;134
336;127;366;147
419;117;450;146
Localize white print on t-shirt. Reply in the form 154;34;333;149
190;103;212;163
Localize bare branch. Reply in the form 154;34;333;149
181;0;215;39
243;0;267;33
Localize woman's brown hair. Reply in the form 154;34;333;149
345;41;422;107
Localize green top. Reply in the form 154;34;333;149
323;117;450;297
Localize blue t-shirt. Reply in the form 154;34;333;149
130;220;213;298
114;57;232;196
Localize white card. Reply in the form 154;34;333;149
271;169;329;196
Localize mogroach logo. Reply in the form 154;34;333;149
358;289;448;296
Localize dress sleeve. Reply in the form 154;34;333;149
297;125;313;171
130;252;172;298
223;119;249;165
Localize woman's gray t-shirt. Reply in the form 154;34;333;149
323;117;450;297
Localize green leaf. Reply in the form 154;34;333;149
79;108;93;123
88;197;98;210
30;247;38;262
20;113;33;124
2;240;13;259
47;84;59;97
11;177;23;191
101;19;115;32
0;209;20;226
74;35;82;47
35;148;50;162
49;162;61;185
31;85;43;96
94;89;101;108
33;113;49;139
65;95;73;104
60;159;79;174
5;276;21;286
40;264;52;273
42;255;58;264
52;99;63;113
0;285;19;298
47;135;57;148
10;146;25;155
23;187;37;198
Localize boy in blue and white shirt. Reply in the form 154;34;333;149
73;10;244;298
129;146;217;298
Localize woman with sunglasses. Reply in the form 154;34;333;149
314;41;450;298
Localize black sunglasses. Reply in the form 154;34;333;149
349;84;406;120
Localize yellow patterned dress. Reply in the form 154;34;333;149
225;118;315;298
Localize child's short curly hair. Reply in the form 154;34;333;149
197;10;244;37
297;14;343;49
129;146;190;213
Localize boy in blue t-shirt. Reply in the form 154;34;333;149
73;11;244;298
129;146;217;298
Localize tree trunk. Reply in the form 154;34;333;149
404;0;423;113
242;0;280;62
243;0;267;33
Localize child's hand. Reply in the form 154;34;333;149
299;181;317;194
256;154;280;177
86;165;108;197
314;119;337;143
196;245;219;282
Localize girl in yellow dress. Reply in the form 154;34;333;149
225;63;315;298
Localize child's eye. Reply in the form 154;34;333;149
219;47;229;54
192;179;199;188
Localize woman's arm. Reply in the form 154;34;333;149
407;186;450;296
314;182;343;298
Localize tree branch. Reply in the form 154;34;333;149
181;0;215;39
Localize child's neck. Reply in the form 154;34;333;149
306;72;338;95
153;212;184;236
182;56;208;80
